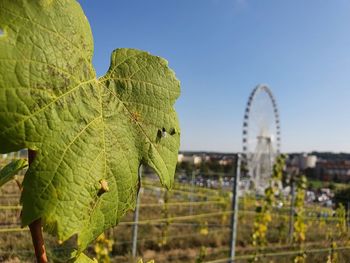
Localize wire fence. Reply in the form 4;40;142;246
1;152;350;262
204;246;350;263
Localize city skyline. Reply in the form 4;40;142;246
78;0;350;153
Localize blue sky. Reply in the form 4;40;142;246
78;0;350;153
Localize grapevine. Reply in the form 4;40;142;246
195;246;207;263
93;233;113;263
159;191;171;247
335;203;347;238
218;189;231;225
195;220;209;263
251;155;286;261
326;203;347;263
137;259;155;263
293;175;307;263
327;241;338;263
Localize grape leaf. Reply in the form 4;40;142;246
0;159;28;187
0;0;180;258
69;252;97;263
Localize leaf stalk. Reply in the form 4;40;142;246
28;150;48;263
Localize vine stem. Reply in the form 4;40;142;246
28;150;48;263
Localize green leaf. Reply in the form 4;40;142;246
0;159;28;187
138;260;155;263
0;0;180;256
69;252;98;263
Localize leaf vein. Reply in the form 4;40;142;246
0;6;92;69
0;78;96;137
36;116;102;200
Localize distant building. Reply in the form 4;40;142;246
178;154;193;163
204;155;211;163
193;155;202;166
219;157;233;166
316;160;350;182
290;154;317;170
177;153;202;166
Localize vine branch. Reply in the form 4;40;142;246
28;150;48;263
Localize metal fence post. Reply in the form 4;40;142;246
288;174;295;243
132;165;143;259
229;154;241;263
189;170;196;215
347;201;350;231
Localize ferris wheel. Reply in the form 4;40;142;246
242;84;281;193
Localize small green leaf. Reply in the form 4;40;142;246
0;159;28;187
69;252;97;263
0;0;180;258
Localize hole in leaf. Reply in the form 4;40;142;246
156;130;162;143
0;28;4;37
156;128;167;143
161;127;167;138
169;128;176;136
97;179;109;196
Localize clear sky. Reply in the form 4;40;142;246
78;0;350;153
